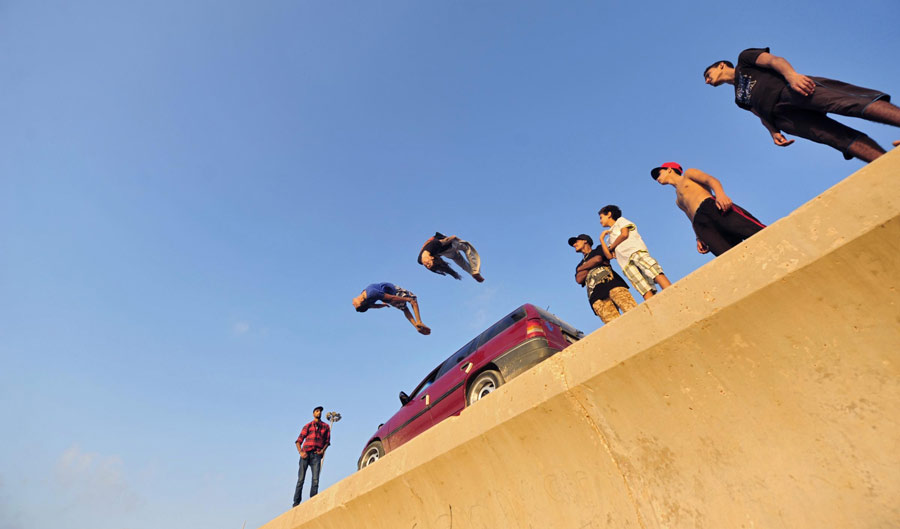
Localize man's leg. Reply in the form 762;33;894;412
443;250;472;275
861;100;900;127
591;297;620;324
443;242;484;281
846;136;887;163
309;454;322;498
293;457;309;506
455;240;483;279
717;204;766;248
694;216;734;257
621;257;655;300
782;78;897;126
401;305;430;334
633;251;670;290
609;287;638;314
775;107;885;162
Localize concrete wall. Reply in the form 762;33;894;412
262;151;900;529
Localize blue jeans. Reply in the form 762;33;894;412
292;452;322;506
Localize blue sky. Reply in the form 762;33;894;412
1;1;898;527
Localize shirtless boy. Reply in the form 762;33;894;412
651;162;766;256
352;282;431;335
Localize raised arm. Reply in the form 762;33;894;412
684;168;732;211
754;51;815;96
598;235;614;260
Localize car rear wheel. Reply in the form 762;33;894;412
466;369;505;406
358;440;384;470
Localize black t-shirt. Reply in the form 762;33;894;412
417;232;451;264
577;248;628;305
734;47;785;121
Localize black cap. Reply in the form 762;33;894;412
567;234;593;247
313;406;324;413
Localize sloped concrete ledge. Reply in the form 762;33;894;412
263;150;900;529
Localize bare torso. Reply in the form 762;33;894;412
674;175;713;222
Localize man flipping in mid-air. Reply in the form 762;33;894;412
417;232;484;282
352;282;431;335
651;162;766;257
703;47;900;162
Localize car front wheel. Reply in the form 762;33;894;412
358;440;384;470
466;369;505;406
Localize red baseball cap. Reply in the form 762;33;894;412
651;162;683;180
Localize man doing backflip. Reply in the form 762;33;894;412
704;47;900;162
417;232;484;282
352;282;431;335
651;162;766;256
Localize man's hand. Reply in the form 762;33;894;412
714;193;733;212
772;132;794;147
600;230;610;241
697;240;710;254
299;450;307;459
785;72;815;96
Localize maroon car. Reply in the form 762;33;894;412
357;304;583;469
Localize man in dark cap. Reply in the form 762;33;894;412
569;233;637;324
651;162;766;257
292;406;331;507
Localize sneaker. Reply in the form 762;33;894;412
472;273;484;283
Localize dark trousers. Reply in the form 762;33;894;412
692;198;766;256
292;452;322;506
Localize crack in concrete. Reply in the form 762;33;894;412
404;477;425;507
558;360;649;529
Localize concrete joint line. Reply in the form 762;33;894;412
558;360;649;529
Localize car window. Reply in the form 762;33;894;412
475;307;527;348
436;338;478;378
532;306;582;338
409;366;440;399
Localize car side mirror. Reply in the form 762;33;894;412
399;391;410;405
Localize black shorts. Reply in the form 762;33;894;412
773;77;890;153
692;198;766;257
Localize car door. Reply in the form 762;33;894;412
425;339;478;427
383;366;439;451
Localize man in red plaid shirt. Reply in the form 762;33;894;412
292;406;331;507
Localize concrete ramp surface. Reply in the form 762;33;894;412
263;151;900;529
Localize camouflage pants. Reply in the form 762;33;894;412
591;287;638;324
